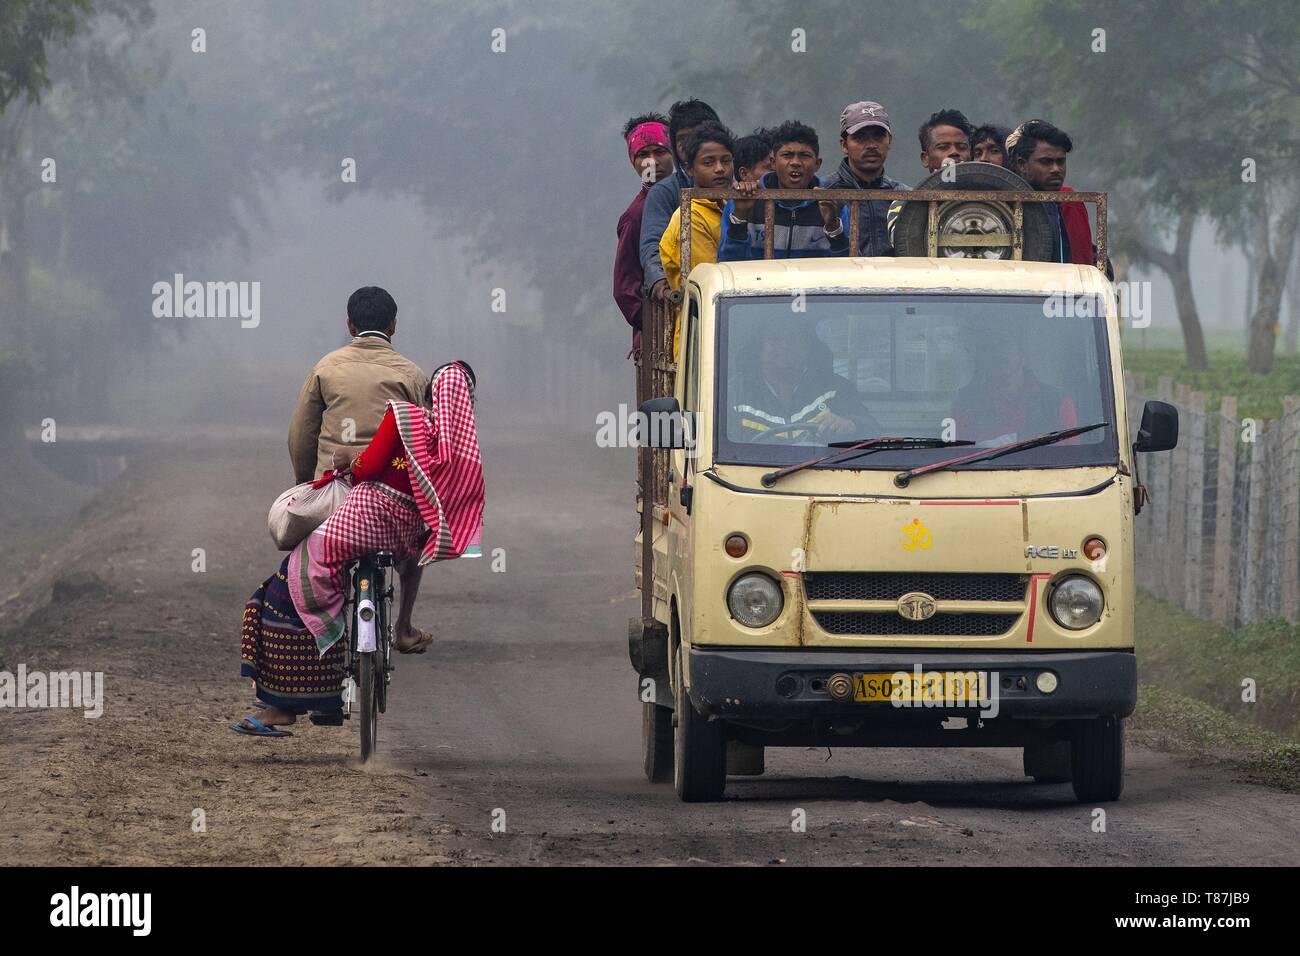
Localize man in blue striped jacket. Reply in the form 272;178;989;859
718;120;849;261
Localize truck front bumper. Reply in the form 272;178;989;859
688;647;1136;721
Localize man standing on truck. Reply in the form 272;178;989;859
821;100;910;256
639;99;722;306
886;108;974;245
733;130;773;185
917;108;974;173
718;120;849;260
614;113;673;357
1006;119;1110;273
659;124;736;293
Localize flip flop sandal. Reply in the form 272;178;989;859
229;715;294;737
396;630;433;655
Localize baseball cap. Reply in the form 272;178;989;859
840;101;891;136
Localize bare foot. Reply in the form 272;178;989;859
238;706;297;729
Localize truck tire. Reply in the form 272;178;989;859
1023;739;1072;784
642;700;674;783
673;643;727;802
892;161;1057;262
1071;716;1125;802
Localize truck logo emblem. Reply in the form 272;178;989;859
897;592;937;621
901;518;932;551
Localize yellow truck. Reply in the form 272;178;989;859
629;170;1179;803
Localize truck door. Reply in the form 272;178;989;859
668;292;701;637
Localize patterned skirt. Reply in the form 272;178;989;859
240;556;346;715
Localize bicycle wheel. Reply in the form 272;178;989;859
359;651;378;760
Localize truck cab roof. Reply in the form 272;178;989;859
688;256;1113;300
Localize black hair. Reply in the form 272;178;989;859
732;134;772;175
769;119;819;156
622;112;669;140
918;108;973;150
667;98;720;148
970;123;1012;160
1006;119;1073;165
347;286;397;333
683;122;735;167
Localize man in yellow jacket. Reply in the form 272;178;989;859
659;123;735;355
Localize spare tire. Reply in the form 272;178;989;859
891;161;1057;262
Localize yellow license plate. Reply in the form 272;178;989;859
853;671;986;703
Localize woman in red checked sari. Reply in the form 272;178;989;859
231;361;483;737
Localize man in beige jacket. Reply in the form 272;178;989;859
286;285;433;658
288;286;427;484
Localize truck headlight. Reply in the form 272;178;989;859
727;573;783;628
1049;575;1104;630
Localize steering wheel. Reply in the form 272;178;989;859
752;425;812;444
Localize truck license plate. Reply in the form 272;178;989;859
853;671;985;703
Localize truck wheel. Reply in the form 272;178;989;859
1023;739;1072;784
642;700;674;783
672;643;727;802
892;161;1057;262
1071;716;1125;802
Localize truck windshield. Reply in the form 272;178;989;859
716;293;1118;471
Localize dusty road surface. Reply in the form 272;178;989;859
3;428;1300;866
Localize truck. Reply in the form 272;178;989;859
629;164;1179;803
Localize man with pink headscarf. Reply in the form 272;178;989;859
614;113;673;357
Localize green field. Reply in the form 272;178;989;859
1121;344;1300;420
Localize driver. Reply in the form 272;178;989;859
730;321;879;443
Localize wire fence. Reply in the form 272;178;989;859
1126;372;1300;627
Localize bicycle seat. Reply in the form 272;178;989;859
373;551;395;567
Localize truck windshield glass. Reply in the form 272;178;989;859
716;293;1117;471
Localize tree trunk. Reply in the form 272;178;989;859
1138;211;1208;369
1168;212;1207;369
1285;247;1300;354
1247;193;1300;374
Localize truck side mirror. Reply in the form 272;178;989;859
1134;400;1178;453
638;396;688;449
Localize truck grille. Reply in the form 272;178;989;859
802;572;1028;603
812;611;1020;637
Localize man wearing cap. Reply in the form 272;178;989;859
821;101;910;257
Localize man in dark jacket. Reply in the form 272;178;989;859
638;99;721;304
718;120;848;261
821;101;910;257
1006;119;1113;277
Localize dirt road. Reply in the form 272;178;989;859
3;429;1300;866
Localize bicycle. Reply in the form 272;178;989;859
340;550;395;760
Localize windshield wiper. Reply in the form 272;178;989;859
761;436;974;488
892;422;1108;488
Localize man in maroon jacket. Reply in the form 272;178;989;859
614;114;673;358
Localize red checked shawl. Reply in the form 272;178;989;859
390;366;484;566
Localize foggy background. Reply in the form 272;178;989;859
2;0;1294;513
